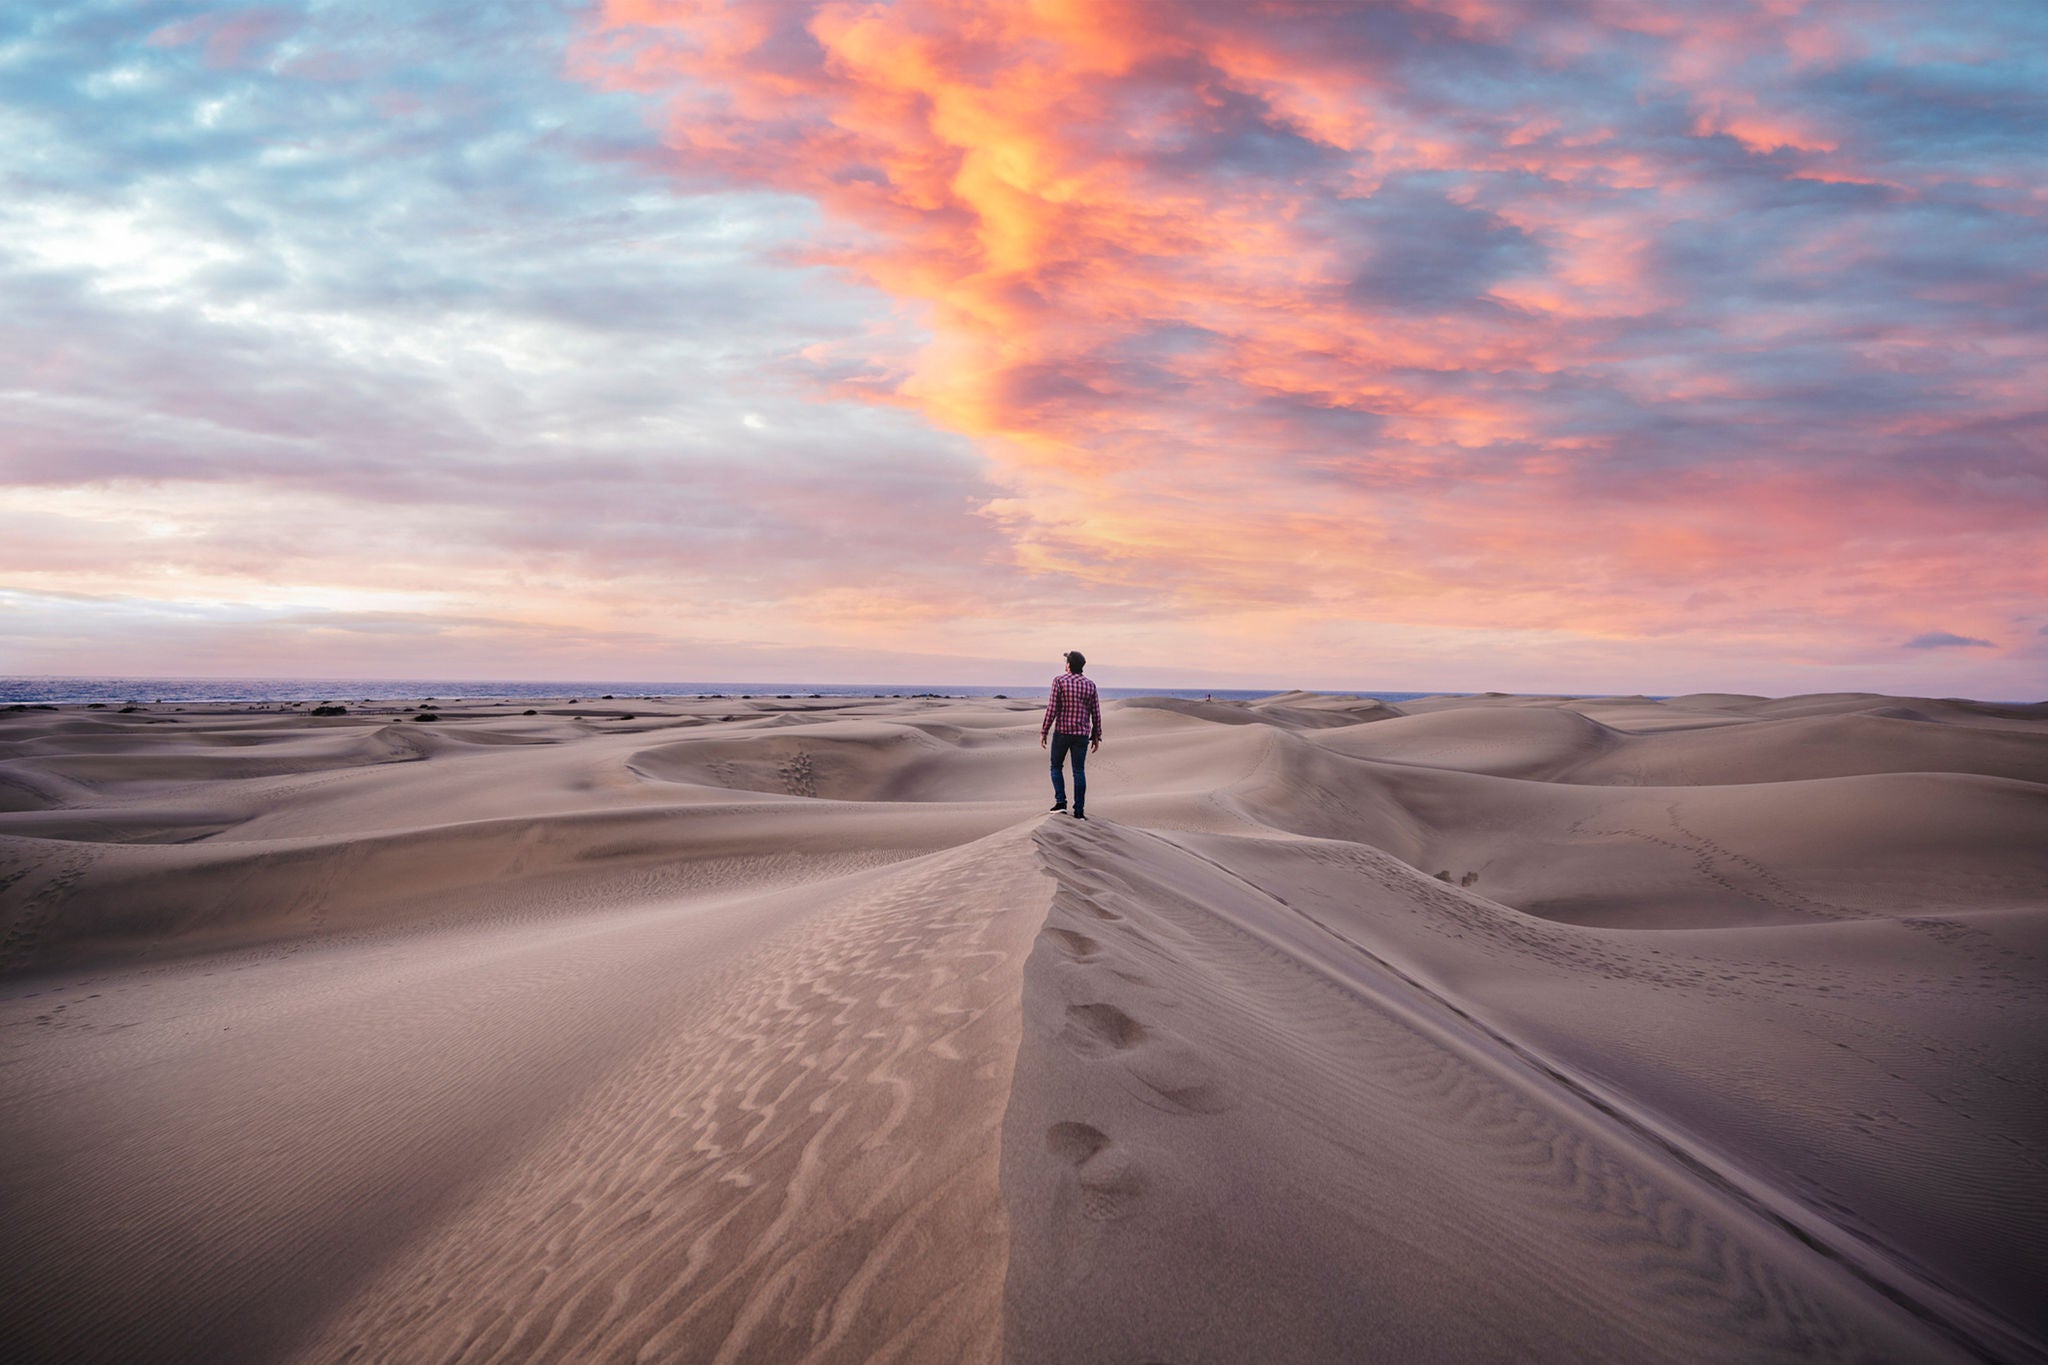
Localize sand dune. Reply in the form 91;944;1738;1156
1331;704;2048;786
2;690;2043;1362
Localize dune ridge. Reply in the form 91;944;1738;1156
2;689;2042;1362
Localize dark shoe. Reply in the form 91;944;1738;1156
1048;801;1067;812
1071;810;1087;820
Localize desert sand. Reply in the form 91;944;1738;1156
1;688;2043;1363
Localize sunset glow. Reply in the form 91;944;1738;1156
4;1;2044;693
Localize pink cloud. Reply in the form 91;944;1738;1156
148;8;297;69
572;0;2046;676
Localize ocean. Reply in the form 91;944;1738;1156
0;676;1440;707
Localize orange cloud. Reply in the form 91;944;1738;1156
576;0;2048;670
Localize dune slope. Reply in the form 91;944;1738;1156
2;690;2042;1363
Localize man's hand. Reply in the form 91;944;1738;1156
1089;739;1100;754
1039;733;1048;749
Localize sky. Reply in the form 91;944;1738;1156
3;0;2044;697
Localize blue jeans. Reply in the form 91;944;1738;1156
1050;732;1090;811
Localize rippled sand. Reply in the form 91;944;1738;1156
2;690;2043;1362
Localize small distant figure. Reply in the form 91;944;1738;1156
1041;650;1102;820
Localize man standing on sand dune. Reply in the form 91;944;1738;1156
1041;650;1101;820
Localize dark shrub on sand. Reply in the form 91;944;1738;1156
412;712;440;723
312;705;347;717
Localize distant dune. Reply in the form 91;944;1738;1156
2;690;2043;1362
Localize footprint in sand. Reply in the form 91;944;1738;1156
1045;925;1157;988
1066;892;1124;922
1045;1121;1143;1222
1059;1003;1236;1114
1063;1002;1148;1054
1040;926;1103;962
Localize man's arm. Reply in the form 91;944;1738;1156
1041;675;1060;744
1089;682;1102;745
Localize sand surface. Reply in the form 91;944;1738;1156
2;689;2043;1362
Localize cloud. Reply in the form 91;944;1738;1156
577;0;2048;663
0;1;1083;657
4;1;2044;696
1333;175;1546;314
1903;631;1995;650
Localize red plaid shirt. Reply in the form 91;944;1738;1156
1042;672;1102;740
